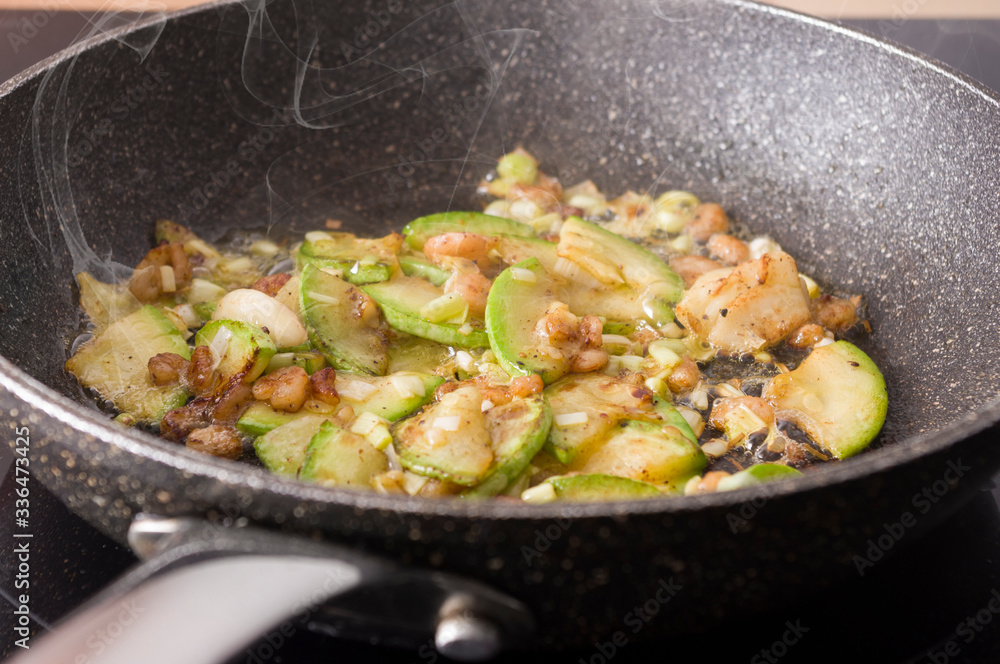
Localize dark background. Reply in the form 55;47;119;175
2;9;1000;664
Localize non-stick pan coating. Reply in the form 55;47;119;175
1;0;999;648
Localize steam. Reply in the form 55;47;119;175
29;5;167;282
26;0;537;273
220;0;533;230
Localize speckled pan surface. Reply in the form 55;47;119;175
1;0;999;648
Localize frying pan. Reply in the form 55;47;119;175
2;0;1000;660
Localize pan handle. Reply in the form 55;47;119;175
10;514;533;664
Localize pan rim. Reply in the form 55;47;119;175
2;0;999;521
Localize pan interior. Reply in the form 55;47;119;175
1;0;998;488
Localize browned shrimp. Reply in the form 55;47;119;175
788;323;826;349
669;255;724;288
707;234;750;265
813;295;858;332
444;271;492;317
252;366;311;413
128;242;192;302
667;357;701;393
709;396;775;430
423;232;498;271
686;203;729;242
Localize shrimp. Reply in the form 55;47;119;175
444;271;492;317
423;232;498;271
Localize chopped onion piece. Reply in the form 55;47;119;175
187;278;226;304
364;426;392;451
455;350;475;372
553;257;605;290
554;411;588;427
337;379;379;401
305;231;333;243
566;193;605;211
222;257;253;273
644;376;666;396
647;340;682;369
159;266;177;293
185;238;221;259
651;190;699;233
249;240;280;256
604;355;643;376
601;334;633;352
814;337;835;348
521;482;557;504
419;292;467;323
484;200;514;219
669;234;694;254
208;326;233;366
660;322;685;339
402;471;429;495
749;236;782;260
714;382;744;398
433;416;461;431
390;374;426;399
689;384;710;411
481;399;494;412
508;199;541;221
799;273;820;298
510;267;537;283
352;413;392;450
172;304;200;329
350;411;385;436
307;290;340;305
701;439;729;458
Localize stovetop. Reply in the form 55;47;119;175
2;11;1000;664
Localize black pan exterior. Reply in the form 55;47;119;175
1;0;999;648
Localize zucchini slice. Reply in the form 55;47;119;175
762;340;887;459
399;255;450;286
237;370;443;436
300;263;388;375
297;232;402;285
237;401;303;437
493;237;675;330
485;258;567;383
544;474;662;502
335;371;443;420
76;271;140;333
558;216;683;325
194;320;276;387
299;420;388;488
494;235;560;272
576;420;706;485
392;385;494;486
463;393;553;498
65;305;190;424
362;276;489;349
716;463;803;492
543;373;692;464
253;414;328;476
402;211;535;250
